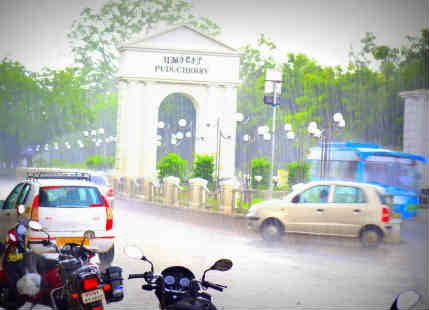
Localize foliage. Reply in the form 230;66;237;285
67;0;221;92
236;197;265;209
236;28;428;173
251;157;270;189
191;154;214;185
85;155;115;170
0;58;92;166
157;153;187;182
287;162;311;186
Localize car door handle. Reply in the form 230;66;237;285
316;209;324;212
353;209;361;213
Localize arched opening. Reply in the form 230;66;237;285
157;93;196;170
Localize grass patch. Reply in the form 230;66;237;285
236;197;265;209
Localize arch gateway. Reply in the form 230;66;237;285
115;25;242;181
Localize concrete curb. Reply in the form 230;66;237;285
118;196;250;234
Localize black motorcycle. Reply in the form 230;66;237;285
125;246;232;310
1;221;124;310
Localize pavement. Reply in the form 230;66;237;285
0;176;428;309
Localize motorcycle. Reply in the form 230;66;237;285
0;213;124;310
125;246;233;310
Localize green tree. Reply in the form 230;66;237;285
0;59;92;167
67;0;221;92
251;157;270;189
191;154;214;186
287;162;311;186
157;153;187;182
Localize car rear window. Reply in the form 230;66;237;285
91;175;108;186
39;186;103;208
376;190;389;206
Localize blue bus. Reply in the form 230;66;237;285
307;142;427;219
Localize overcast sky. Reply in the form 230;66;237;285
0;0;428;72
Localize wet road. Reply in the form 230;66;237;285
1;177;428;309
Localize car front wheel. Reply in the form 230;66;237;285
360;227;382;248
260;219;284;242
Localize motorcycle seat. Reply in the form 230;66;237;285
37;254;59;274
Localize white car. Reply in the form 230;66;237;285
0;172;115;266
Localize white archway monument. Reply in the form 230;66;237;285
115;25;242;180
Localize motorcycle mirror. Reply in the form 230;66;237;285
392;290;421;310
17;204;25;215
210;259;233;272
28;221;42;231
124;246;143;259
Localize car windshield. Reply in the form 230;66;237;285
39;186;103;208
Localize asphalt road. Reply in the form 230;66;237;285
1;177;428;310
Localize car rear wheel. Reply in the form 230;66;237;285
99;245;114;269
360;227;382;248
260;219;284;242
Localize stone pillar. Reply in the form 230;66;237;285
400;89;429;188
189;178;208;209
124;177;134;198
163;176;180;206
220;179;241;215
143;178;154;202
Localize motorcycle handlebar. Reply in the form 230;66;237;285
202;281;226;292
128;273;147;279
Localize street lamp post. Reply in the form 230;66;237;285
307;113;346;180
207;113;244;191
264;69;283;191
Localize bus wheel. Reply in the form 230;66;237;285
360;227;382;248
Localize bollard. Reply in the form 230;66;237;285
189;178;208;209
143;178;154;202
220;179;241;215
163;176;180;206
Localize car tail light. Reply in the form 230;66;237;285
31;195;39;221
103;284;111;292
107;188;114;197
382;207;390;222
92;307;102;310
83;277;99;291
101;195;113;231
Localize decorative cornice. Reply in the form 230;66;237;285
116;75;241;87
119;46;242;58
399;89;429;100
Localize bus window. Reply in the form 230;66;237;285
364;157;421;191
309;160;357;181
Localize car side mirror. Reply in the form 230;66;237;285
292;195;300;203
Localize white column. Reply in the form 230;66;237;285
219;85;238;178
116;80;129;175
125;80;146;178
140;82;159;179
